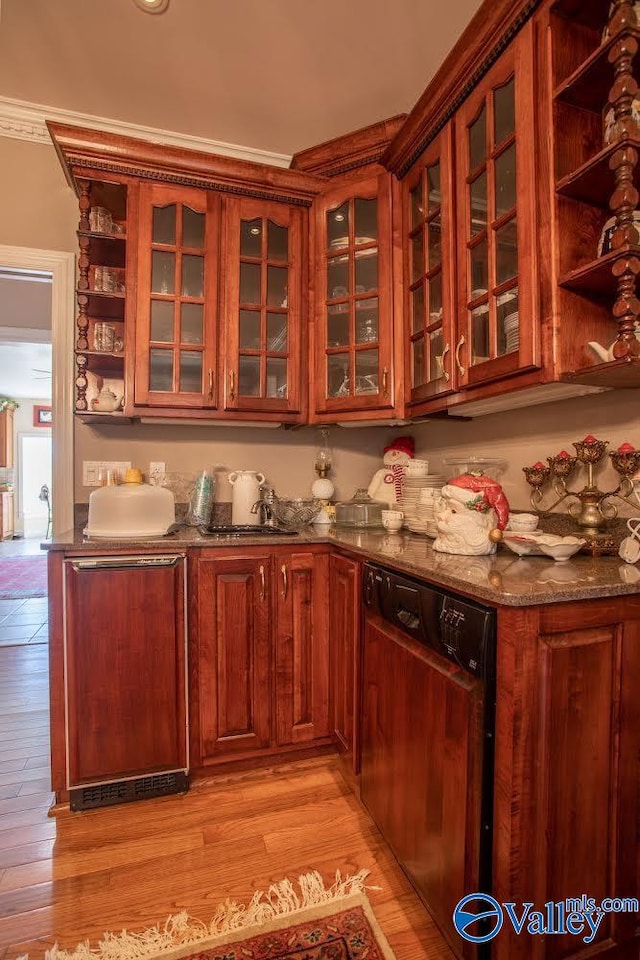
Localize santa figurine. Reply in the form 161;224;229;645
433;473;510;556
367;436;415;506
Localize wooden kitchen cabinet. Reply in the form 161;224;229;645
0;407;13;467
329;553;360;772
0;491;14;541
62;554;187;797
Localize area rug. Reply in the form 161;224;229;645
0;556;48;599
36;870;396;960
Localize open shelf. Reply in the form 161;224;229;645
75;411;132;424
554;30;640;110
563;355;640;387
551;0;607;33
78;231;127;268
556;137;640;207
78;351;125;376
559;247;640;296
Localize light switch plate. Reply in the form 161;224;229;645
149;461;166;479
82;461;132;486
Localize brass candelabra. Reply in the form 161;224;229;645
522;435;640;544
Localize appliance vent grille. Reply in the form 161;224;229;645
70;771;188;811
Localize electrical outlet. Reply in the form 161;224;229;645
82;461;132;486
149;461;166;480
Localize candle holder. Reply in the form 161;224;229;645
523;435;640;547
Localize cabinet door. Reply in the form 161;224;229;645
313;174;394;416
0;408;14;468
405;124;457;408
329;554;360;772
197;555;272;760
64;556;187;787
134;183;219;409
455;21;538;389
221;198;304;416
274;551;330;746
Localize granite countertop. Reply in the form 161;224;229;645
43;523;640;607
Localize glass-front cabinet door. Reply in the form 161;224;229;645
134;183;219;409
405;124;456;409
222;198;303;417
314;175;393;417
454;22;538;388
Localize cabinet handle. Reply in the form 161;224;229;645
229;370;236;402
382;366;389;397
455;335;466;376
259;564;266;602
441;343;450;383
207;368;214;401
281;563;288;600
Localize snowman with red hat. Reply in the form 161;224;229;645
433;472;510;556
367;436;415;505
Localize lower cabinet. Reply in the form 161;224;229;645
329;553;361;772
0;491;14;541
193;547;331;766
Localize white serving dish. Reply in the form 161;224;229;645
85;482;175;539
502;531;585;562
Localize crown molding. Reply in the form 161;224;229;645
0;95;292;168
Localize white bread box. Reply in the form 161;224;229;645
85;481;175;539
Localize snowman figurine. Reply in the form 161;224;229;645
367;436;415;506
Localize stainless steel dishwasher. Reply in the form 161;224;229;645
361;562;496;959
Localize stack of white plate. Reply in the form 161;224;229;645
398;476;445;536
504;310;519;353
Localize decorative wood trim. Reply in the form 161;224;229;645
383;0;543;177
0;95;292;168
290;115;407;178
47;122;324;207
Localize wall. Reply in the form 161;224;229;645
11;398;52;535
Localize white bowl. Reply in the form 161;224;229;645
507;513;539;532
536;535;585;562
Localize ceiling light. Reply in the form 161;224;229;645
133;0;169;13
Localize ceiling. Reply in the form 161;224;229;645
0;0;483;156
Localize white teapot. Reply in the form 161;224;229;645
228;470;265;526
91;387;121;412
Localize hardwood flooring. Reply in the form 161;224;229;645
0;643;455;960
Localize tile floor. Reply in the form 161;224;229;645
0;536;49;646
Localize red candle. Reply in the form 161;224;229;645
533;461;545;469
583;434;597;443
618;442;635;453
557;450;571;459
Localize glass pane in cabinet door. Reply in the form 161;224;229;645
496;218;518;284
267;312;288;352
412;229;425;283
494;77;515;146
152;251;175;294
239;309;261;349
468;105;487;171
412;283;425;333
470;172;487;236
267;265;288;308
355;298;378;344
328;256;349;299
412;336;425;388
238;355;260;396
355;198;377;243
428;215;442;269
428;271;442;325
179;350;203;392
150;300;174;342
471;304;490;364
327;203;349;250
498;288;519;355
355;349;379;395
183;207;205;249
240;262;261;304
267;222;288;262
410;183;423;230
470;239;489;297
241;219;262;258
427;162;441;213
355;248;378;293
429;329;444;380
327;353;350;398
495;144;517;218
149;348;173;392
152;205;176;245
327;306;350;347
266;358;287;399
181;302;203;345
182;255;204;298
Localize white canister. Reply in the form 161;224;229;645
228;470;266;526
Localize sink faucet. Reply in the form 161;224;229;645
251;498;275;526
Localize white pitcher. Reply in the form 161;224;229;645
228;470;265;526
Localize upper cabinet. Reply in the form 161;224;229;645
311;173;400;422
134;183;220;410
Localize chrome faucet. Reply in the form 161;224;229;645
251;498;275;526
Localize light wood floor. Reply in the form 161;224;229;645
0;643;455;960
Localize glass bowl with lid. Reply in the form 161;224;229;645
335;488;386;527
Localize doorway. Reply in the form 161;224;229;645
19;433;53;539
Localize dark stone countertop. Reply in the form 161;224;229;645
42;523;640;608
